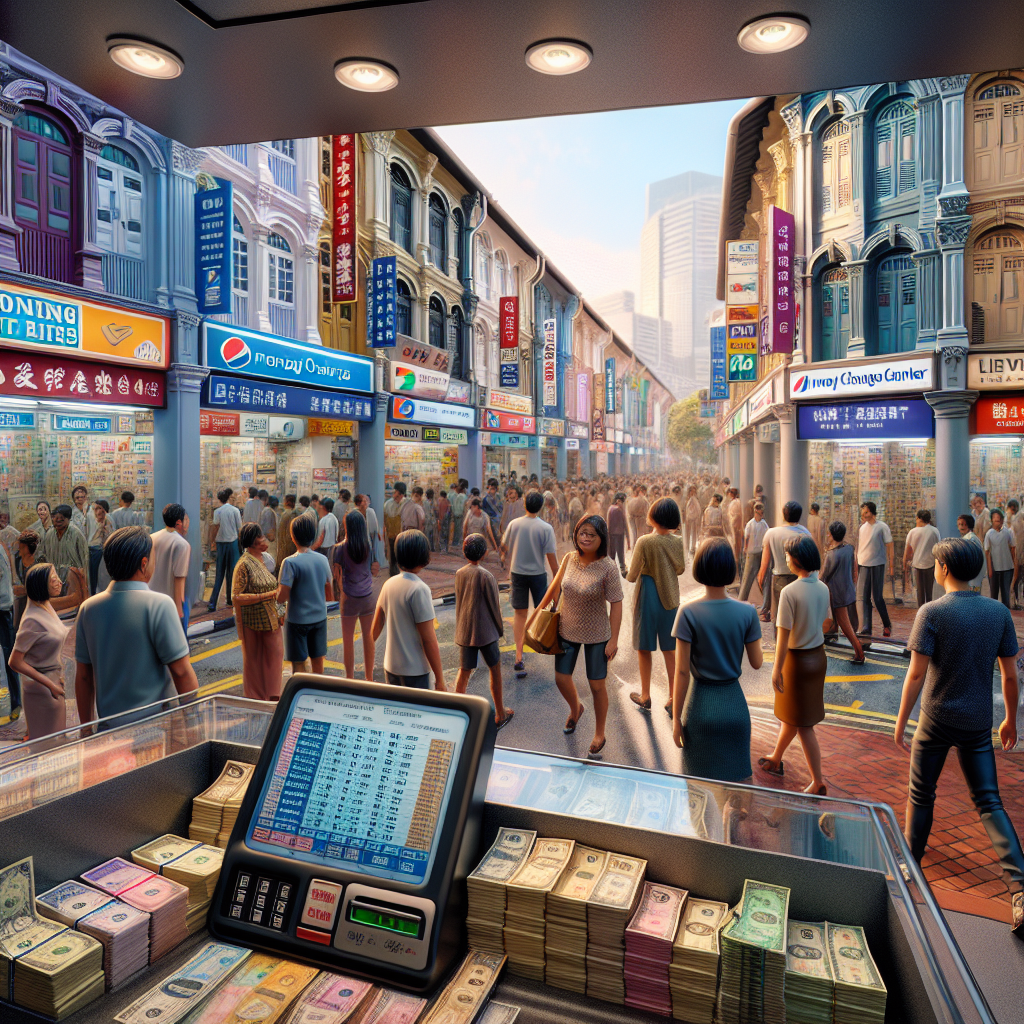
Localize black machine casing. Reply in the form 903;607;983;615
208;674;496;992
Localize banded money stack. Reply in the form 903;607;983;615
544;845;608;993
419;951;506;1024
784;921;834;1024
132;835;224;934
585;853;647;1004
623;882;687;1016
669;898;728;1024
826;922;887;1024
190;761;255;848
466;828;537;955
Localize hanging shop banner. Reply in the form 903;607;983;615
194;176;233;316
967;352;1024;390
568;421;589;439
500;362;520;390
199;410;270;436
565;438;580;450
592;405;605;441
0;350;165;407
396;335;449;374
542;318;557;408
203;321;374;393
51;413;112;433
0;281;169;369
789;355;933;400
726;325;758;383
761;206;795;355
307;418;355;436
204;373;374;421
747;376;777;422
726;304;759;324
710;324;728;400
699;400;718;418
368;255;397;348
0;411;34;428
331;134;357;303
726;240;759;307
384;423;467;444
389;360;450;402
797;398;935;440
971;394;1024;434
388;395;476;428
446;380;472;404
577;371;590;423
486;388;533;415
484;432;530;447
485;409;536;434
538;416;565;437
499;296;520;389
604;358;616;412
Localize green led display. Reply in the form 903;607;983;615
349;906;420;936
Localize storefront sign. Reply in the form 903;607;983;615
537;436;560;448
972;394;1024;434
967;352;1024;390
564;438;579;450
51;414;111;433
499;296;519;388
789;356;933;400
605;358;616;412
200;410;270;436
761;206;795;355
538;416;565;437
542;318;557;408
710;324;728;400
728;404;748;437
747;377;776;421
576;371;590;423
567;421;589;440
499;362;519;390
726;304;759;324
203;321;374;394
389;359;450;402
0;281;169;369
592;405;605;441
388;395;476;428
194;176;233;315
396;336;449;374
486;388;533;415
699;400;718;418
797;398;935;440
331;134;357;303
307;418;355;436
204;373;374;421
368;256;397;348
726;326;758;383
726;239;758;274
446;380;472;404
384;423;467;444
269;416;304;439
484;432;530;447
485;409;536;434
0;411;34;428
0;350;165;407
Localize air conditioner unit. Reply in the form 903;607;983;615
269;416;306;440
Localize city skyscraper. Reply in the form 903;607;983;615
592;291;678;399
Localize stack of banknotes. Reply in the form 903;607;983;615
284;969;375;1024
82;857;189;962
718;879;791;1024
36;880;151;988
419;951;506;1024
784;920;834;1024
503;838;575;980
190;761;255;848
132;835;224;934
544;845;608;993
584;853;647;1005
350;987;427;1024
668;898;729;1024
826;922;887;1024
466;828;537;955
623;882;687;1016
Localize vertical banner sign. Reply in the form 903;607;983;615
368;256;396;347
331;135;357;303
542;318;557;408
762;205;796;355
710;324;728;399
605;357;616;412
194;177;233;315
577;371;590;425
499;296;519;389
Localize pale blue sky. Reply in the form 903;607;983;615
436;99;749;300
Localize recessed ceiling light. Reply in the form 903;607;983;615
107;37;183;79
334;59;399;92
526;39;592;76
737;15;810;54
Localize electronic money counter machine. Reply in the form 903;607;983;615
209;676;496;991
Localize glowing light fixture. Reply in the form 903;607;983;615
334;59;399;92
108;37;184;79
525;39;592;76
737;15;810;54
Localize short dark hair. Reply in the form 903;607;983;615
692;538;735;587
785;534;821;572
285;493;297;505
248;487;258;498
120;490;135;505
395;529;430;571
257;489;269;501
217;488;232;503
524;491;544;514
18;530;39;554
321;497;335;513
223;487;234;498
291;513;317;547
463;534;487;561
753;503;764;513
104;526;152;581
413;487;424;497
72;485;88;498
470;498;481;509
615;491;627;502
916;509;932;524
992;507;1005;522
782;501;802;524
861;501;877;516
487;478;498;488
25;563;55;603
712;493;723;503
93;499;110;513
240;522;263;549
340;490;351;502
426;488;435;500
53;504;73;519
162;502;187;528
299;496;310;508
828;520;847;543
573;515;608;559
269;496;279;509
933;537;984;582
310;493;320;503
394;482;407;496
649;497;681;530
958;513;975;531
810;503;820;513
1008;499;1020;511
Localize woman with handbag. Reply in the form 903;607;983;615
231;522;284;701
530;514;623;759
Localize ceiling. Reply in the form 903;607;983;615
1;0;1022;147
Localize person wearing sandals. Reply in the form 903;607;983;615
454;534;513;729
759;535;832;794
627;498;687;715
534;515;623;758
819;521;865;665
671;538;762;782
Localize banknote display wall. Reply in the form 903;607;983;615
969;441;1024;511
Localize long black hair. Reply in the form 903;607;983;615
344;509;369;565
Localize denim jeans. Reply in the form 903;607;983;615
990;568;1013;608
858;562;891;631
209;540;240;609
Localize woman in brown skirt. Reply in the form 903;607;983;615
758;534;832;794
232;522;284;701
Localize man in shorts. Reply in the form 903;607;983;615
276;513;333;674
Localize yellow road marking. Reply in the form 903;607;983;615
190;639;240;663
826;674;892;682
198;674;242;697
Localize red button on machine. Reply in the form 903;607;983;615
299;879;342;940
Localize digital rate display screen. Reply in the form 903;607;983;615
246;690;469;885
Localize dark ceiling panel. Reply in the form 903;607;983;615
0;0;1019;147
177;0;428;29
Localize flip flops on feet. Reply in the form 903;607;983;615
757;756;785;776
495;709;515;731
629;692;651;711
588;737;606;759
564;704;585;734
514;660;527;678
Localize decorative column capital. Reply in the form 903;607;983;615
939;344;969;366
171;141;204;178
175;309;202;331
774;405;795;426
939;74;970;96
0;97;24;122
166;362;210;394
81;132;105;156
925;389;978;418
365;131;394;156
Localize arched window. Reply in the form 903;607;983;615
396;280;412;337
477;237;491;301
970;80;1024;192
267;231;294;336
390;164;413;252
428;194;448;270
267;139;297;193
820;119;851;217
494;251;508;296
96;143;144;260
13;109;74;281
429;295;445;349
820;267;850;360
875;100;916;202
448;305;465;379
973;232;1024;342
876;254;917;353
233;216;248;298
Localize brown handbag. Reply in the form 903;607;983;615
524;594;563;655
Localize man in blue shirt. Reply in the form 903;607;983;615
481;478;503;537
277;513;333;675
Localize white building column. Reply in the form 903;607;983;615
845;260;869;358
776;406;808;521
755;433;776;525
302;243;321;345
739;432;755;506
363;131;395;235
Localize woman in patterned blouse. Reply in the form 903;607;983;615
231;522;284;701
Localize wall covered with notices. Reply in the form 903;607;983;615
384;444;458;494
970;443;1024;509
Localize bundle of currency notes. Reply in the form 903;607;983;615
133;834;202;873
419;951;506;1024
351;987;427;1024
503;838;574;980
544;845;608;993
190;760;255;847
181;953;282;1024
12;929;106;1019
784;921;834;1024
826;922;887;1024
584;853;647;1005
479;1003;519;1024
133;836;225;934
218;960;320;1024
717;879;790;1024
284;970;375;1024
669;898;728;1024
624;881;688;1016
466;828;537;954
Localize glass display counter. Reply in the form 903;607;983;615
0;696;996;1024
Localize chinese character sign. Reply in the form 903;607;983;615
577;371;590;424
763;205;796;355
194;177;233;315
332;135;357;303
542;318;557;408
499;296;520;388
605;357;616;412
0;350;164;406
710;325;728;399
203;374;374;421
368;256;396;348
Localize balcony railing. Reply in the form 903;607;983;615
16;229;72;284
211;293;249;329
100;252;147;303
221;144;249;166
268;152;296;194
268;301;297;339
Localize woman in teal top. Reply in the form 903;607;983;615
672;537;763;782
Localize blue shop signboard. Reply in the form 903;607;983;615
797;398;935;440
368;255;397;348
194;177;233;315
604;358;616;413
388;395;476;429
0;411;34;428
203;321;374;394
710;325;728;400
203;374;374;421
51;413;111;433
